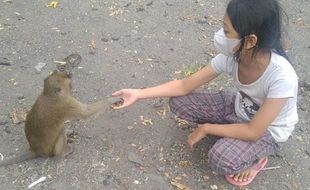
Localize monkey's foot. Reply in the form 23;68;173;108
64;144;74;157
67;130;78;143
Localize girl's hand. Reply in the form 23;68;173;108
187;124;208;151
111;89;140;109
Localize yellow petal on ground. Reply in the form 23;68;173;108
170;179;191;190
141;119;153;126
47;1;58;8
88;40;96;49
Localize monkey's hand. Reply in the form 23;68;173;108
111;89;140;109
107;97;124;108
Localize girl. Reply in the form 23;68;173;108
112;0;298;186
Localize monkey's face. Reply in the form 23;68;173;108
43;71;72;95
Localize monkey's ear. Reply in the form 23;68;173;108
53;87;62;94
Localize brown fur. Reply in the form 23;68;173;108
0;71;120;166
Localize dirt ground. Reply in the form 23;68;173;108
0;0;309;189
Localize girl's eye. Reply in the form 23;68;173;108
224;30;228;34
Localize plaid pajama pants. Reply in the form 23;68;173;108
169;90;282;175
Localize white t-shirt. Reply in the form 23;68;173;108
211;52;298;142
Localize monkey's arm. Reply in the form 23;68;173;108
65;96;122;120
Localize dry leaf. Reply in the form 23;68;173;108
170;179;191;190
156;107;168;117
140;115;153;126
175;176;182;181
88;40;96;49
10;109;27;124
142;119;153;125
109;8;123;16
210;184;218;190
179;160;193;167
47;1;58;8
175;116;189;128
180;15;196;21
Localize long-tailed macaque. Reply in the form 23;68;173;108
0;71;122;167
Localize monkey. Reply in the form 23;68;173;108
0;71;122;167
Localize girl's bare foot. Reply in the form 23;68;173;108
228;157;268;183
229;167;253;182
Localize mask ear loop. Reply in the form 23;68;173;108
235;34;260;63
234;37;245;63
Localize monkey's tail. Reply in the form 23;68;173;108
0;151;37;167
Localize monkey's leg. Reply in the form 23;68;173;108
66;129;78;143
54;130;74;157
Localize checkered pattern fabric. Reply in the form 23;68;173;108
169;90;282;174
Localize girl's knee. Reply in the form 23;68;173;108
168;97;175;112
208;144;243;175
168;96;182;114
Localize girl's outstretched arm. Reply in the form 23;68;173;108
136;64;218;99
112;64;218;109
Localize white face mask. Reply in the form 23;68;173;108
214;28;241;57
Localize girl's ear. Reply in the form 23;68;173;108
244;34;258;50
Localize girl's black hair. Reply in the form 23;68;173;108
226;0;289;61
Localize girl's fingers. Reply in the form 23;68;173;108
112;105;126;109
112;90;123;96
187;137;195;151
187;141;193;151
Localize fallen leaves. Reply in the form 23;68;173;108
174;116;190;129
180;15;197;21
156;106;168;118
178;160;193;168
9;78;18;86
205;15;221;26
108;3;124;16
88;40;96;49
9;108;27;124
46;1;58;8
133;180;141;185
170;179;191;190
210;184;218;190
140;115;153;126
